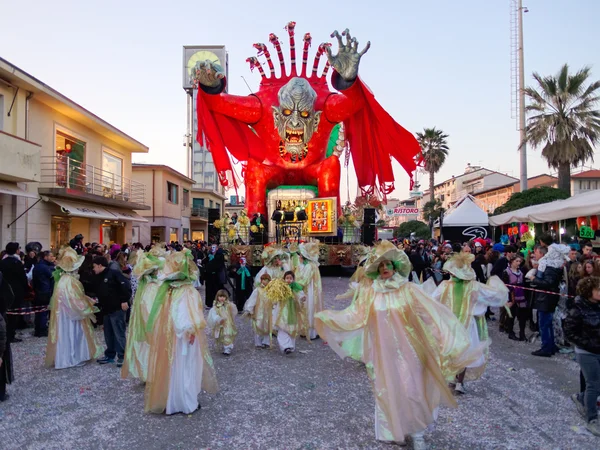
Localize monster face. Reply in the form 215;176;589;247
272;78;321;163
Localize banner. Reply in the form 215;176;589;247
306;197;338;236
386;207;419;217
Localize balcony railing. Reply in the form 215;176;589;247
191;206;209;219
39;155;146;206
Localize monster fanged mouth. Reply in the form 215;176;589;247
285;129;304;143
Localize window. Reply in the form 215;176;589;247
55;130;86;190
216;202;220;210
167;182;178;204
183;189;190;208
193;198;205;208
209;200;213;208
102;150;123;193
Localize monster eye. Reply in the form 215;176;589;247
300;111;310;118
283;109;292;116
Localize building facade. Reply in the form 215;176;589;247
132;164;193;244
571;170;600;196
0;57;149;251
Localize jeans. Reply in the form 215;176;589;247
103;310;126;360
576;352;600;422
537;310;555;354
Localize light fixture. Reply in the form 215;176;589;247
283;211;295;222
271;210;282;223
296;210;308;221
560;227;565;235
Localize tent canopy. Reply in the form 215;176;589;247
489;189;600;226
439;194;489;227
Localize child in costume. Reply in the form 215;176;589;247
254;246;290;284
207;289;238;355
144;249;217;415
45;247;102;369
425;252;509;394
122;246;166;382
296;242;323;340
316;241;484;449
268;271;305;354
244;273;273;348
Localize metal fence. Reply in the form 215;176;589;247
39;155;146;205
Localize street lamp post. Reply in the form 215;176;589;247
518;0;528;192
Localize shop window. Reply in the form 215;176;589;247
167;182;178;204
192;230;205;241
183;189;190;207
169;227;178;243
183;228;190;241
55;130;86;190
151;226;165;243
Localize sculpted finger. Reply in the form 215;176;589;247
358;41;371;57
352;38;359;52
324;44;335;65
343;28;352;47
331;30;344;49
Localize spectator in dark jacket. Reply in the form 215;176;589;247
563;276;600;437
31;251;56;337
0;243;28;343
69;234;85;255
530;244;567;357
92;257;131;368
491;245;516;277
0;311;8;402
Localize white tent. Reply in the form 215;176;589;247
438;195;489;227
489;189;600;226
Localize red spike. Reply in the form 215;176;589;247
246;57;266;79
269;33;285;76
253;43;275;77
285;22;297;76
302;33;312;77
312;42;330;77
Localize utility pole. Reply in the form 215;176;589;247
511;0;528;191
518;0;527;192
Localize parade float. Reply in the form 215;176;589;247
192;22;421;266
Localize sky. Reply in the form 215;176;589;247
2;0;599;203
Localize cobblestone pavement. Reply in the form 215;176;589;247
0;276;598;449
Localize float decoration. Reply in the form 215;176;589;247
193;21;422;216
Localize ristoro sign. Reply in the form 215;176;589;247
386;207;420;217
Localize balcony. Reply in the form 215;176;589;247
191;206;209;219
0;131;41;182
39;155;149;210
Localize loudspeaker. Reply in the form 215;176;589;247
283;211;295;222
363;224;376;246
364;208;376;224
296;210;308;221
208;208;221;223
271;210;283;223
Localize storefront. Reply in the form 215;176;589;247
45;197;147;250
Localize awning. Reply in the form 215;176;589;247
48;198;117;220
0;181;38;199
104;207;148;223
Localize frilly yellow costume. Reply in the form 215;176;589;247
45;247;101;369
121;248;165;382
316;241;485;442
144;249;217;414
424;252;509;380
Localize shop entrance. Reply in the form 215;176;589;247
51;216;71;252
101;221;126;245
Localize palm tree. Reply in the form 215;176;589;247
524;64;600;192
416;127;450;203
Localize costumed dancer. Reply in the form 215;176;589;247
144;249;217;415
254;246;290;284
121;246;166;382
315;241;485;448
205;244;227;308
296;242;323;340
45;247;102;369
207;289;238;356
424;252;509;394
266;271;305;354
243;273;273;348
232;256;253;312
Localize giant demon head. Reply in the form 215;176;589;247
272;78;321;163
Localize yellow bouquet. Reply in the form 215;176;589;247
213;219;223;229
250;225;259;233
